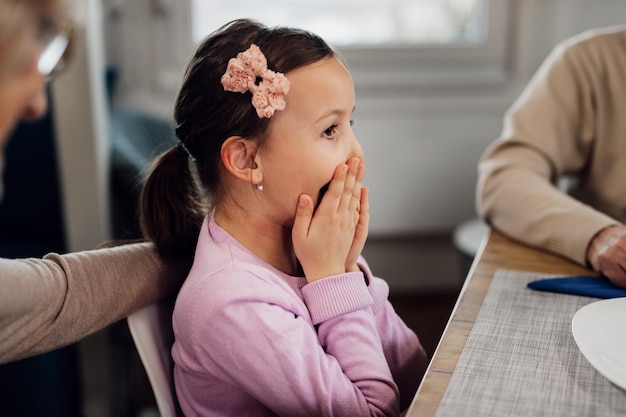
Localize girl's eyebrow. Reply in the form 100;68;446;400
314;106;356;123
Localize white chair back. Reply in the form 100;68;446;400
127;298;181;417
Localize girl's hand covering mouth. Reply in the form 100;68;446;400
292;158;367;282
316;182;330;208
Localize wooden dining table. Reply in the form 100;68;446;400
405;229;595;417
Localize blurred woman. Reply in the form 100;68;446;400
0;0;187;364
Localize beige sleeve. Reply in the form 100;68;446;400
0;242;189;364
477;35;618;265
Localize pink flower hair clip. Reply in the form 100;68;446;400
221;44;290;118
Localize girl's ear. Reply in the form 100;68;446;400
220;136;262;185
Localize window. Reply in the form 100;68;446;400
190;0;486;46
185;0;508;93
107;0;511;112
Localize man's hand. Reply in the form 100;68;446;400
586;225;626;288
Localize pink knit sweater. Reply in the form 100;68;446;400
172;215;427;416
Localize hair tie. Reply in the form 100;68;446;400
220;44;290;118
178;141;196;163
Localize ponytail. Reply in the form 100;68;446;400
140;145;208;257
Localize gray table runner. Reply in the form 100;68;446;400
435;269;626;417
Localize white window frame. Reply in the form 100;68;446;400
110;0;513;114
338;0;512;93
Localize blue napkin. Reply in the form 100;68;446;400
527;275;626;299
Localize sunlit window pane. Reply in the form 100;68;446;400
190;0;487;47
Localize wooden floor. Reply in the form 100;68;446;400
389;291;459;358
362;234;464;357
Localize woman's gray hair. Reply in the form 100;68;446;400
0;0;64;75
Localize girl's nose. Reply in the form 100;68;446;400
351;134;364;162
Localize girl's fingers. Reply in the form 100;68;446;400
321;164;348;212
339;157;363;213
347;159;365;214
292;194;314;243
345;186;370;270
358;186;369;227
318;158;364;215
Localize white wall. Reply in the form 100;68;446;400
354;91;513;235
358;0;626;235
54;0;626;245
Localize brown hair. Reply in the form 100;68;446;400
140;19;335;257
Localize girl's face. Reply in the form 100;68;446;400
257;56;363;226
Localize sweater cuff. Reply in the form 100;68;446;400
302;273;373;325
549;211;619;265
356;258;388;316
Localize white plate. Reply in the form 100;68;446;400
572;297;626;390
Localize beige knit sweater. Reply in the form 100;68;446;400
477;25;626;266
0;242;187;364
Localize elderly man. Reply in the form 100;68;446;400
478;25;626;289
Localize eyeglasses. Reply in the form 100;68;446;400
38;20;74;78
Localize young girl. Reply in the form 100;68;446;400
140;19;427;417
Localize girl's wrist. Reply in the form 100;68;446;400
346;262;369;285
304;264;346;283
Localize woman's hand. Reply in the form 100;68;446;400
292;158;367;283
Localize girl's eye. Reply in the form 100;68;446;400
323;124;338;139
